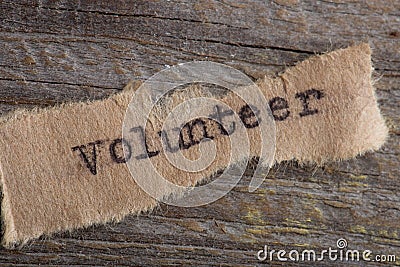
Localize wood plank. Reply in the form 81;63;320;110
0;0;399;265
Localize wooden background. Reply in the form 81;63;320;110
0;0;399;266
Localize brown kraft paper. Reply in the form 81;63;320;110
0;43;387;247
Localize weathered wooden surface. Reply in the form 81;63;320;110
0;0;399;265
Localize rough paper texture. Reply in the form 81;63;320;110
0;44;387;247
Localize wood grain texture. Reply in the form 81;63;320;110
0;0;399;266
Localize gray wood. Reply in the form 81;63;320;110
0;0;399;266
